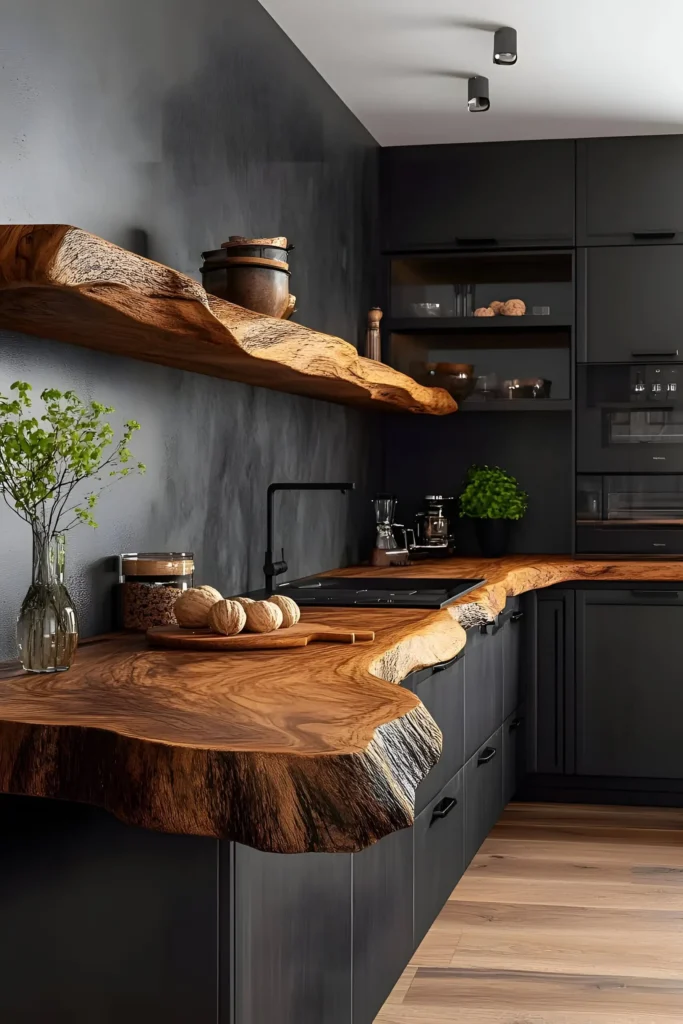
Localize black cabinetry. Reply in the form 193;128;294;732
577;135;683;245
575;589;683;778
407;654;465;814
578;245;683;362
413;770;464;946
464;622;504;760
503;709;526;806
532;590;574;775
464;727;504;865
380;140;575;251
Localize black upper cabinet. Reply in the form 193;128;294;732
576;590;683;779
577;135;683;245
380;140;576;251
578;245;683;362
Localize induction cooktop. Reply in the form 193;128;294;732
246;576;485;609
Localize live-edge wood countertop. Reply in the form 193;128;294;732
0;555;682;854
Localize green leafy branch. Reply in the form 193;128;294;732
0;382;145;534
459;464;528;521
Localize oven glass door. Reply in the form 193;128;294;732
578;474;683;526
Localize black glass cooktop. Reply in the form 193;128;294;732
246;576;485;609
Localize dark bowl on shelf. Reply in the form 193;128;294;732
414;362;476;401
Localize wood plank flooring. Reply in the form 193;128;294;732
376;803;683;1023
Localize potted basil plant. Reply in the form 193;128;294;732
459;464;528;558
0;382;144;673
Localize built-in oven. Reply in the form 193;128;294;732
577;364;683;556
577;363;683;473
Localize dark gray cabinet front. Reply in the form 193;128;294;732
380;140;575;251
414;770;464;947
577;135;683;245
410;655;465;814
464;624;503;761
464;726;504;866
534;591;574;775
352;827;413;1024
233;846;351;1024
501;598;525;718
579;245;683;362
576;589;683;778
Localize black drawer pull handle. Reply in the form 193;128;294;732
479;620;500;635
630;589;679;598
432;651;464;673
455;236;498;246
632;231;676;240
510;610;524;623
429;796;458;825
631;350;679;359
509;717;524;731
477;746;497;766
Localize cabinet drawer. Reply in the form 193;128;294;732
578;135;683;245
410;654;465;814
501;598;524;719
464;625;503;761
576;525;683;557
503;708;526;806
464;727;504;866
414;769;464;947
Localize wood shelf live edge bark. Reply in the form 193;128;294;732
0;225;456;415
1;556;682;854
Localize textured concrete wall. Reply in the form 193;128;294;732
0;0;379;655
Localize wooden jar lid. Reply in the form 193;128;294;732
221;235;288;249
220;255;290;273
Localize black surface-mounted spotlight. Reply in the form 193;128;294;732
494;26;517;65
467;76;490;112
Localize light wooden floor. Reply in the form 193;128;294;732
376;802;683;1023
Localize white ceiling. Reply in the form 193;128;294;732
259;0;683;146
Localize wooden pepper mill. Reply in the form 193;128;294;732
365;307;383;361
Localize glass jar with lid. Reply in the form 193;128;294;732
119;552;194;630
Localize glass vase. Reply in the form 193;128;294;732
16;525;79;673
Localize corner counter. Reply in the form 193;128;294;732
1;555;683;853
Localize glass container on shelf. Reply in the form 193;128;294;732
119;552;195;630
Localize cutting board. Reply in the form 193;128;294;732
146;622;376;651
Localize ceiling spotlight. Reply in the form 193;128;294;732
467;76;490;112
494;26;517;65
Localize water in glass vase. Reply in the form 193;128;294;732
16;526;79;673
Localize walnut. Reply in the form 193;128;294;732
244;600;283;633
233;596;255;610
501;298;526;316
489;300;505;315
268;594;301;628
174;587;222;627
208;599;247;636
198;585;223;602
474;306;495;317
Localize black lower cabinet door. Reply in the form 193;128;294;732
0;795;218;1024
464;726;504;867
503;708;526;806
534;591;574;774
464;625;503;761
353;827;414;1024
576;589;683;778
411;654;465;814
233;845;352;1024
414;769;465;947
501;599;525;719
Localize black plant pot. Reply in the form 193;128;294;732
474;518;511;558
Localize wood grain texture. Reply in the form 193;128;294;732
0;224;456;415
379;803;683;1023
2;557;683;849
146;621;376;650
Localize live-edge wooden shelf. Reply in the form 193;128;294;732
0;225;456;415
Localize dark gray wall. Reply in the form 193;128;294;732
0;0;379;655
383;412;573;555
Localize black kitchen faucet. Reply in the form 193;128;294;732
263;481;355;594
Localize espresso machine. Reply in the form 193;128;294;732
406;495;456;557
371;495;410;567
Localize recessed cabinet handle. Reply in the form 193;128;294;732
631;350;679;359
630;590;679;599
477;746;497;766
432;651;464;673
455;236;497;245
429;797;458;825
632;231;676;240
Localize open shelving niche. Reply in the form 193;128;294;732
386;250;575;411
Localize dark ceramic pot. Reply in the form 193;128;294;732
474;518;511;558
